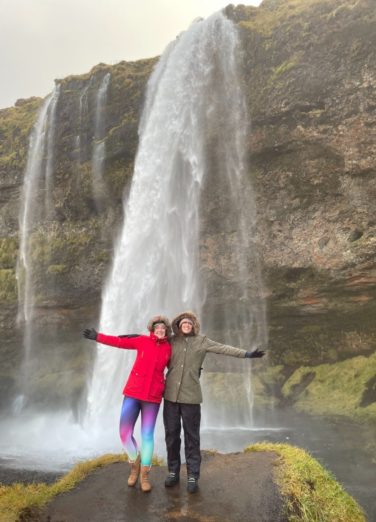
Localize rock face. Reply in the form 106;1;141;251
228;0;376;413
0;0;375;416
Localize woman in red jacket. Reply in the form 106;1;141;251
83;315;171;492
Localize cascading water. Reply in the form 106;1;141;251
92;73;111;211
86;11;267;444
75;77;93;165
1;11;267;471
16;84;61;409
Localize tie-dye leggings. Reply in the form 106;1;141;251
119;396;160;466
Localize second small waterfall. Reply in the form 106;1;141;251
86;12;267;438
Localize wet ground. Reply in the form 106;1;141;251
200;410;376;521
1;410;374;520
34;451;286;522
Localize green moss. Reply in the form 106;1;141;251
238;0;356;36
95;250;111;264
202;372;251;406
245;443;365;522
282;352;376;421
0;269;17;302
0;238;18;269
29;224;94;266
47;264;68;274
0;452;164;521
252;364;286;407
0;97;42;175
269;58;298;83
105;160;134;198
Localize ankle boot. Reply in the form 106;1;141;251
127;454;141;487
140;465;152;492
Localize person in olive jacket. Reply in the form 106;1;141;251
83;315;172;493
163;311;265;494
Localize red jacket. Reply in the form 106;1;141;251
96;332;171;404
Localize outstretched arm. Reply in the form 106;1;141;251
204;337;247;358
83;328;142;350
204;337;265;359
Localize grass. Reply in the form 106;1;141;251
0;269;17;302
0;453;164;521
0;445;365;521
245;443;365;522
282;352;376;421
0;453;158;522
238;0;360;36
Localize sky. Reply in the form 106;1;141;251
0;0;262;109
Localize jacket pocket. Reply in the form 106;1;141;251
149;378;165;400
125;370;145;393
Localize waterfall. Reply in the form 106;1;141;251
16;84;61;407
0;10;268;471
86;12;267;437
75;77;93;164
92;73;111;211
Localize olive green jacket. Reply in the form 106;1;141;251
163;334;246;404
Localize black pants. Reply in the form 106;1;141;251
163;400;201;479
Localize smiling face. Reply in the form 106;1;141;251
153;323;167;339
180;319;193;335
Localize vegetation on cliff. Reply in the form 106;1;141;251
0;97;42;176
246;443;365;521
0;454;129;522
0;0;375;421
282;351;376;422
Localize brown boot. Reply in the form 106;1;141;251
127;454;141;487
140;465;152;492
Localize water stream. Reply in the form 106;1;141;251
86;11;267;438
92;72;111;211
16;84;61;409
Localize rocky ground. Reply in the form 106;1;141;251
25;451;286;522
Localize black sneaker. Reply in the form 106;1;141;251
165;472;179;487
187;476;198;494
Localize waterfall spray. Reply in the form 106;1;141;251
16;84;60;407
92;73;111;211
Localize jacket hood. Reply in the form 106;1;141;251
147;315;172;337
172;311;200;336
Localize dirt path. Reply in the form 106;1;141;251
35;451;286;521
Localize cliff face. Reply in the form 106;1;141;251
0;0;375;416
232;0;376;365
0;60;156;408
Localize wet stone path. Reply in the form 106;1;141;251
36;451;286;521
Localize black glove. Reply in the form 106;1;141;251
83;328;98;340
245;348;265;358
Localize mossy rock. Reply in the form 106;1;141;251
282;352;376;421
246;442;366;522
0;237;18;269
0;268;17;302
0;97;42;177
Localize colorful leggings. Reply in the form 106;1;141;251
119;396;160;466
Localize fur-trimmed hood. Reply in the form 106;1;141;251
172;311;200;336
147;315;172;337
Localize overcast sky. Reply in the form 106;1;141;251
1;0;261;109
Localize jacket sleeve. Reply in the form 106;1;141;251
203;336;247;358
96;332;143;350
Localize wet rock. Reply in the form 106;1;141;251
348;228;363;242
39;452;286;522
